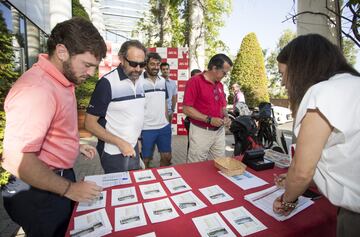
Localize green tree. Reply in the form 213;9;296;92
0;12;19;187
265;29;296;98
229;33;269;108
72;0;90;20
0;12;19;107
135;0;232;59
342;38;358;65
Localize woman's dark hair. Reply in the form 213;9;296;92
207;53;233;70
47;17;106;60
277;34;360;113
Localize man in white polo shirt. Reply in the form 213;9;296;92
140;52;172;168
85;40;147;173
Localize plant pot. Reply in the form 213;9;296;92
77;110;92;138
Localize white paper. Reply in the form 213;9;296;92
114;203;147;232
144;198;179;223
139;182;167;200
133;170;156;183
192;213;236;237
244;185;314;221
163;178;191;194
136;232;156;237
219;170;268;190
221;206;267;236
111;187;138;206
70;208;112;237
199;185;233;205
76;191;107;212
84;172;131;188
171;191;207;214
157;167;181;180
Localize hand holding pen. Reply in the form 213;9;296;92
273;173;287;188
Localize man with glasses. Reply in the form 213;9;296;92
183;54;233;163
140;52;172;168
85;40;147;173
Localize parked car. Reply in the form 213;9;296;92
272;106;293;125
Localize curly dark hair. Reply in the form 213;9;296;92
277;34;360;114
47;17;106;60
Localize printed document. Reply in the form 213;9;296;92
76;191;107;212
157;167;181;180
144;198;179;223
70;208;112;237
219;171;268;190
244;185;314;221
133;170;156;183
163;177;191;194
111;187;138;206
171;191;207;214
221;206;267;236
192;212;236;237
114;203;147;232
139;182;167;200
84;172;131;188
199;185;233;205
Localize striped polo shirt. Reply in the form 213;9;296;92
87;67;145;155
140;72;169;130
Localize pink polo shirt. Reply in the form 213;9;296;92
3;54;79;169
183;73;227;128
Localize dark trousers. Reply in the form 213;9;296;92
2;169;75;237
337;207;360;237
100;144;140;174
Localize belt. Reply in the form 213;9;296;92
192;123;222;131
53;168;73;177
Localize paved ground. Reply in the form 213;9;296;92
0;122;293;237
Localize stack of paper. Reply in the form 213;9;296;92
199;185;233;204
84;172;131;188
219;171;268;190
264;149;291;168
171;191;207;214
114;203;147;232
76;191;107;212
244;186;314;221
143;198;179;223
70;208;112;237
192;213;236;237
157;167;181;180
134;170;156;183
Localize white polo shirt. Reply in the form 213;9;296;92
140;71;169;130
294;73;360;213
87;67;145;155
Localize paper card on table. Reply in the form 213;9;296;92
133;170;156;183
114;203;147;232
70;208;112;237
163;177;191;194
139;182;167;199
219;170;268;190
171;191;207;214
221;206;267;236
76;191;107;212
144;197;179;223
136;232;156;237
192;212;236;237
199;185;233;205
244;185;314;221
157;167;181;180
112;187;138;206
84;172;131;188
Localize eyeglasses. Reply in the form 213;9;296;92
124;57;146;68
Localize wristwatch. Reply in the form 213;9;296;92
205;116;212;124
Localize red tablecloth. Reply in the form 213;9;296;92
66;160;337;237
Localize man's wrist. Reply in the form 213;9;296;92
205;116;212;124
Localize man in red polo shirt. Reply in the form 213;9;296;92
183;54;233;163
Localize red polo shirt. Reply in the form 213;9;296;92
183;73;226;128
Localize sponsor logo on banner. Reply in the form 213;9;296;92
169;70;178;80
178;58;189;69
177;124;188;135
178;70;188;81
178;81;187;92
167;48;178;58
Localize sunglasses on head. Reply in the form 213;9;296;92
124;57;146;68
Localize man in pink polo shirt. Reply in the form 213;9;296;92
183;54;233;163
1;18;106;237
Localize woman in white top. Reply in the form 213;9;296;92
272;34;360;237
